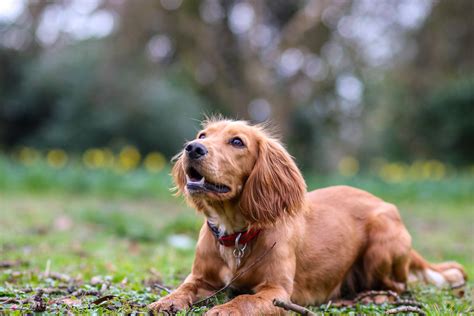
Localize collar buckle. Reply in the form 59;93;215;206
233;233;247;267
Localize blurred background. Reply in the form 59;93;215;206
0;0;472;172
0;1;473;313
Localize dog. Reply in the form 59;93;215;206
148;118;466;315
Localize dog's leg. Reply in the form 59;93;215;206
205;285;289;316
148;227;226;314
148;274;217;314
409;250;467;287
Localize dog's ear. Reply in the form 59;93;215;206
239;137;306;226
171;152;186;195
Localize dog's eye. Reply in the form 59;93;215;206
229;137;245;147
198;133;206;139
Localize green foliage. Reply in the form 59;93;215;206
374;77;474;165
0;40;207;157
287;105;326;171
2;154;473;203
413;77;474;165
0;156;173;198
305;173;474;203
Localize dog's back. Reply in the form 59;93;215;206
291;185;464;305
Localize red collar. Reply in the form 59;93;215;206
207;221;261;247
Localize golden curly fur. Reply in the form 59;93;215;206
149;119;466;315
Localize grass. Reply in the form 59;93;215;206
0;157;473;314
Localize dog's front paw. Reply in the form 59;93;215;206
148;296;190;314
205;305;243;316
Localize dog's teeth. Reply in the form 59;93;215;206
186;174;205;184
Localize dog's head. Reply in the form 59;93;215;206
172;119;306;226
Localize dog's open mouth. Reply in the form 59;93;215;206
185;167;231;194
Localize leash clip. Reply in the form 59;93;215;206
233;233;247;267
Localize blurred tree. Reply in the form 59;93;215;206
414;78;474;165
3;40;206;155
362;0;474;166
0;0;472;168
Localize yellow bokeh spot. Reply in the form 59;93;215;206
144;152;166;173
102;148;115;167
379;163;407;183
409;160;446;180
422;160;446;180
47;149;68;168
83;148;108;169
18;147;40;166
338;156;359;177
117;146;141;171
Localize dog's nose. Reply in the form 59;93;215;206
185;142;208;160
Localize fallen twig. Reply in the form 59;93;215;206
273;299;316;316
355;290;399;302
354;289;425;314
0;298;21;304
394;299;424;308
41;287;68;295
386;306;426;315
153;284;171;293
324;300;332;312
70;289;100;297
92;295;116;305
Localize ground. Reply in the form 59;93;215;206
0;159;473;314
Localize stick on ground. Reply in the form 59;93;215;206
273;299;316;316
386;306;426;315
355;290;399;302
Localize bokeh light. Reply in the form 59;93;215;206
47;149;68;169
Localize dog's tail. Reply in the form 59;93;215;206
408;249;467;287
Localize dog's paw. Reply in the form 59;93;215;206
148;296;190;314
205;305;242;316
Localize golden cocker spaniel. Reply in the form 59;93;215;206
148;118;466;315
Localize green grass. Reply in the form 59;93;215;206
0;157;473;314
